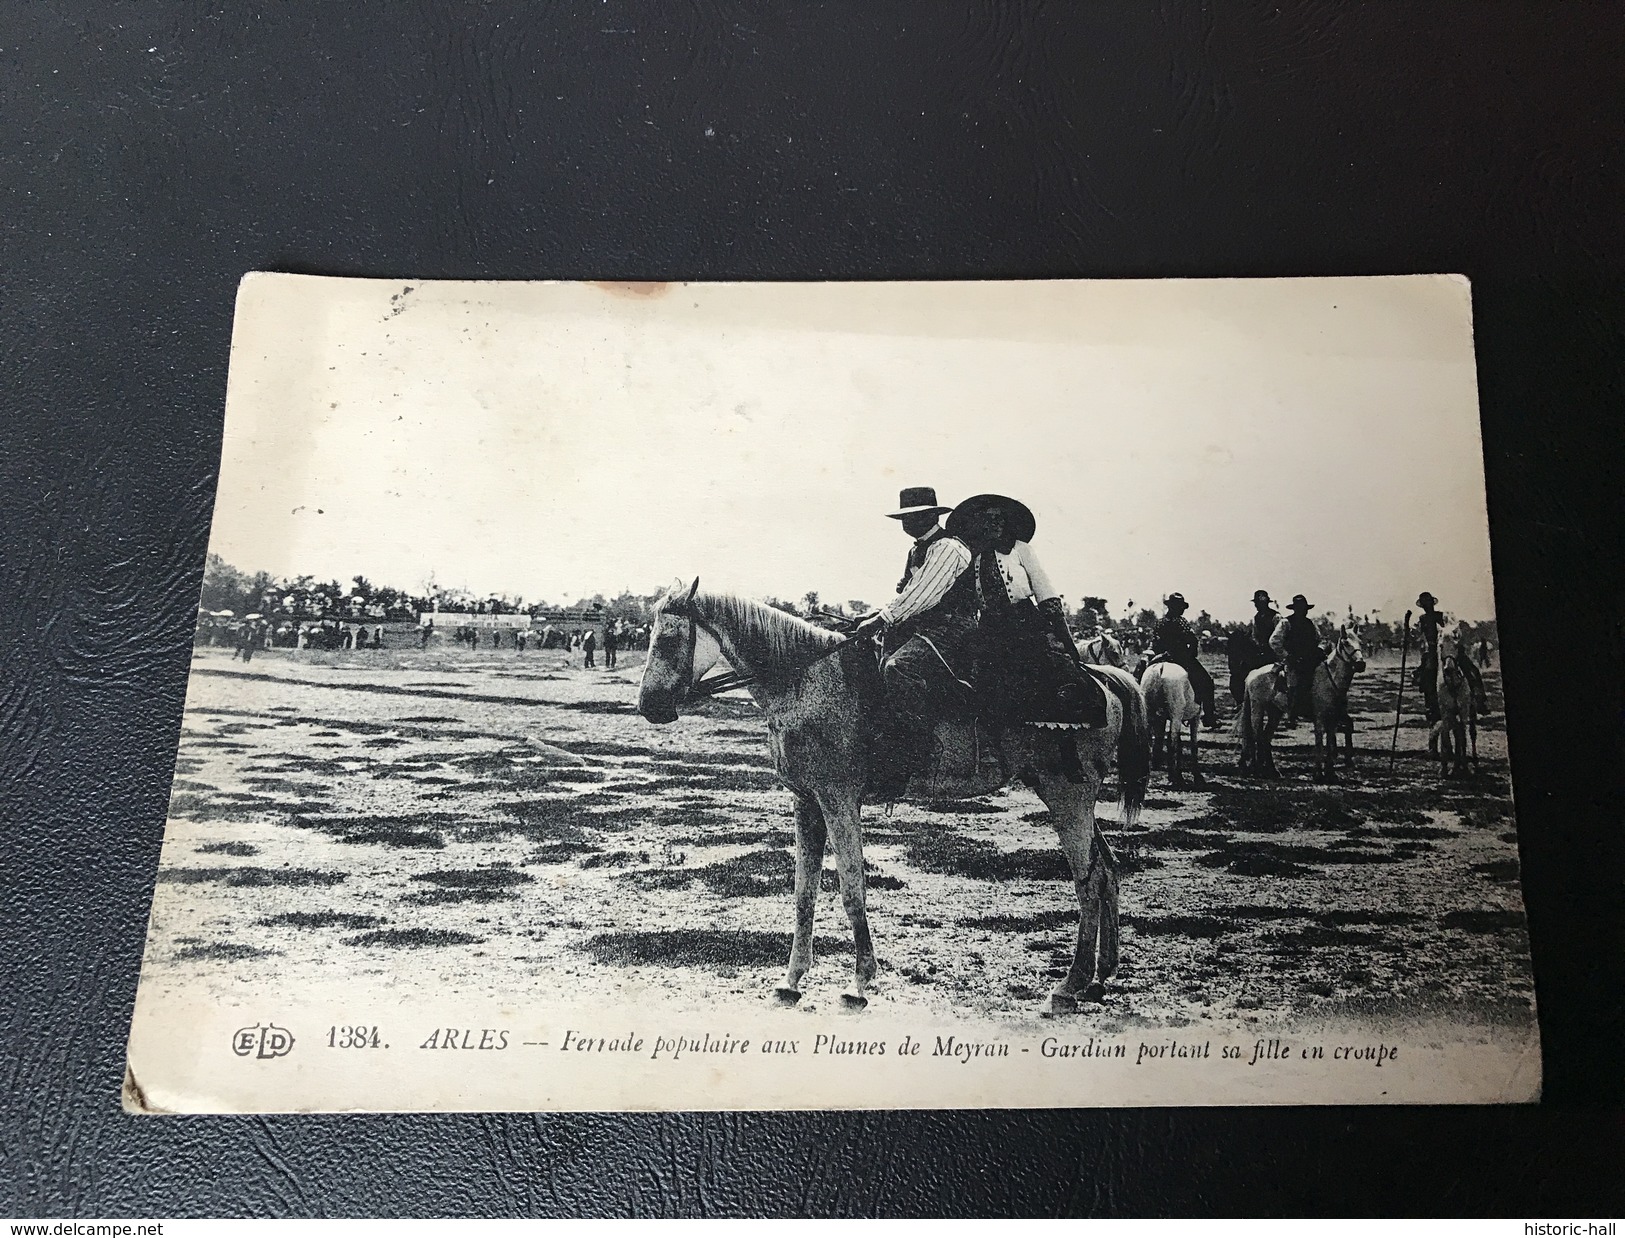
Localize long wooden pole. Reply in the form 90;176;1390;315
1388;610;1412;771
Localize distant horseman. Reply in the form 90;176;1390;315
1270;594;1325;723
1150;594;1220;729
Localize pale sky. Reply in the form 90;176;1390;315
209;274;1498;623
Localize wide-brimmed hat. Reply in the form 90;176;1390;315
1253;590;1276;606
944;494;1037;545
886;486;953;519
1164;593;1189;612
1416;591;1438;608
1287;594;1313;612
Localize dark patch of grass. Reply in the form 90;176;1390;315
1189;785;1364;833
412;867;532;889
362;737;408;749
671;828;794;849
1195;848;1317;878
1375;824;1456;840
1266;925;1385;949
1473;859;1522;884
1141;797;1186;811
172;941;274;962
167;792;281;822
407;888;519;905
580;850;641;869
451;753;519;774
578;928;847;968
259;912;385;930
1443;909;1528;934
159;866;345;888
651;848;793;897
345;928;484;948
529;841;596;863
342;829;445;850
1140;826;1228;851
959;909;1078;932
1449;797;1513;829
398;715;457;723
904;828;1071;882
710;726;767;740
1124;914;1231;939
293;812;466;846
197;841;259;857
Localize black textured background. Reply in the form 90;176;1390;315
4;1;1623;1218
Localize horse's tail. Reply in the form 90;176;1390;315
1096;666;1150;829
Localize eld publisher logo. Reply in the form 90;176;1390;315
233;1023;295;1060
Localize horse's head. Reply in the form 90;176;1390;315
637;577;723;724
1336;625;1366;674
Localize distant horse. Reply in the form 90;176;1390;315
1238;627;1365;781
1140;661;1204;787
638;579;1151;1014
1432;639;1478;777
1225;629;1273;706
1080;631;1128;669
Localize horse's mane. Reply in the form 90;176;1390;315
687;590;844;683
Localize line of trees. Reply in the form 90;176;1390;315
199;555;1495;648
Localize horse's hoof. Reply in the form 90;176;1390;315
839;992;868;1011
1042;991;1079;1018
772;986;802;1006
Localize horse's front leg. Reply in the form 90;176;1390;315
1188;718;1205;787
776;792;828;1005
818;790;874;1008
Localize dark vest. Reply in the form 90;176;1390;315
1251;611;1278;647
897;528;976;634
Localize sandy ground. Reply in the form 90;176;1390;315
139;644;1536;1034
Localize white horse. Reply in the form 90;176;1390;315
1238;627;1364;781
1432;637;1478;777
1080;631;1128;669
1140;661;1204;787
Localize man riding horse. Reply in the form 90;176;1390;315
852;487;978;788
853;487;1104;790
1271;594;1325;723
1416;591;1489;718
1149;594;1220;728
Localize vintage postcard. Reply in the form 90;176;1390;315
125;274;1539;1112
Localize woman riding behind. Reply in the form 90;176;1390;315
945;494;1103;727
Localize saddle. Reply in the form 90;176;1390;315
864;653;1112;800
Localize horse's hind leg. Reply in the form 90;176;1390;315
818;791;875;1008
1041;780;1112;1015
776;793;827;1005
1187;718;1204;787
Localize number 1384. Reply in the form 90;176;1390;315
328;1025;386;1049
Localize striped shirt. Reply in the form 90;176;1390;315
881;535;973;627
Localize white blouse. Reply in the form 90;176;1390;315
986;540;1059;605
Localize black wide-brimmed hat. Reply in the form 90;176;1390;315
886;486;953;519
1287;594;1313;612
1253;589;1276;606
1164;593;1189;612
945;494;1037;545
1416;591;1438;607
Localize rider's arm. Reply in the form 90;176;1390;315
879;537;971;627
1011;540;1060;603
